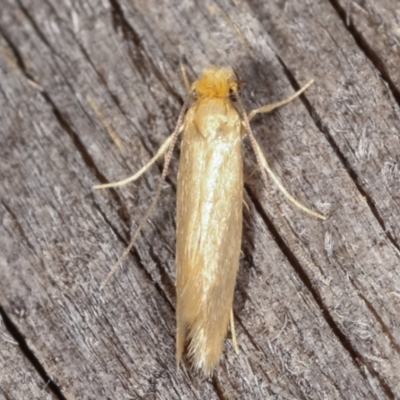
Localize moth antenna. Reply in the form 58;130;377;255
233;88;329;285
100;95;191;290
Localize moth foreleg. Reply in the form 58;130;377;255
93;132;177;190
247;79;314;121
253;140;325;220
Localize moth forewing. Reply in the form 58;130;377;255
176;90;243;375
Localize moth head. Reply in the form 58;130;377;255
191;66;238;99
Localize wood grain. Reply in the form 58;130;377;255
1;0;399;398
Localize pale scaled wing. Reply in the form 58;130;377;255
176;97;243;375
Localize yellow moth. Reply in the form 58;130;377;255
94;66;325;376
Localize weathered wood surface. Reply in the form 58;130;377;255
1;0;400;398
0;316;53;400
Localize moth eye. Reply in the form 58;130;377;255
229;90;237;101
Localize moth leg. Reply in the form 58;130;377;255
230;309;239;354
245;79;324;219
247;79;314;121
253;140;325;220
93;132;176;190
98;94;190;290
235;85;329;285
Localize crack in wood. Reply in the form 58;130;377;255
329;0;400;106
0;306;67;400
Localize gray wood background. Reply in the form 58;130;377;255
1;0;400;399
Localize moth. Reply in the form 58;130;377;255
94;66;325;376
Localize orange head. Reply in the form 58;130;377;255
191;66;238;99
